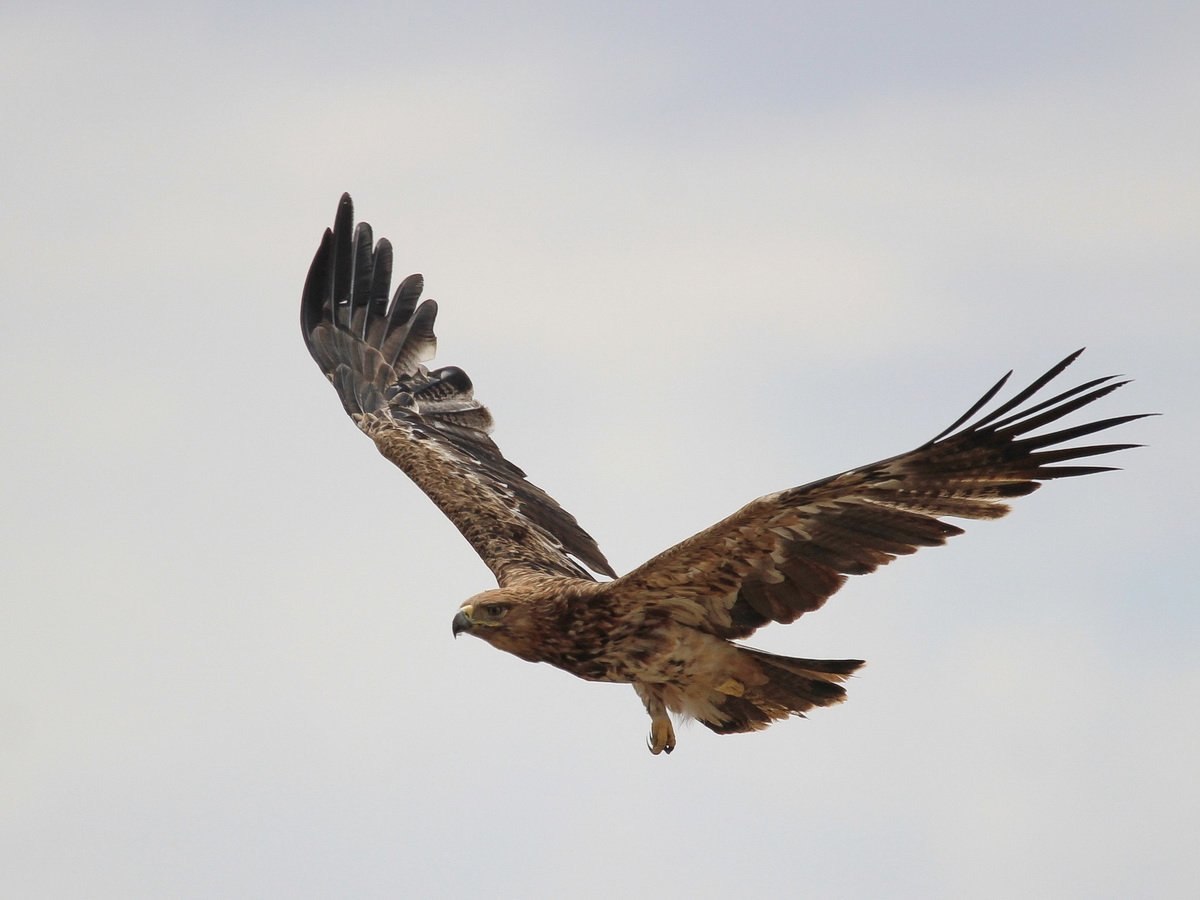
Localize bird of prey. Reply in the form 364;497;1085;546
301;193;1146;755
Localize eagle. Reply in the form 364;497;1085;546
301;193;1146;755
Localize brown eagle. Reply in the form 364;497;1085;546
301;194;1146;755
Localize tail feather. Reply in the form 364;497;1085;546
702;647;865;735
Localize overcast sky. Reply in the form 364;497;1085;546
3;3;1197;898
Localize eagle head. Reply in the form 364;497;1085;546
452;589;548;662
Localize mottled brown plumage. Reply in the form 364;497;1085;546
302;194;1148;754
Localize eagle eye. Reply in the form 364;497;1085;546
483;603;506;619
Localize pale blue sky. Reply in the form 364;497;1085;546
3;3;1197;898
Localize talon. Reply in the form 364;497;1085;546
647;715;676;755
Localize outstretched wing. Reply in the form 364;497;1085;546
301;194;615;586
609;351;1148;639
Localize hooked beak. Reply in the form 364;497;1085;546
451;605;474;638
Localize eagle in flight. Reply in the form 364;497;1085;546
302;194;1146;755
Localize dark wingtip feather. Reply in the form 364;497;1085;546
969;348;1087;432
351;222;376;338
300;227;334;354
368;238;393;323
928;370;1012;443
928;350;1149;490
1036;465;1123;479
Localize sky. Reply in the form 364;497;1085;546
3;3;1197;897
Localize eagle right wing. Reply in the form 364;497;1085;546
301;195;615;587
607;351;1148;639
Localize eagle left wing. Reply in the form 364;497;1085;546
301;194;615;587
607;351;1148;639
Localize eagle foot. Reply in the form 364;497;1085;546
647;715;676;755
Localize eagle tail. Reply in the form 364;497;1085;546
702;648;865;735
